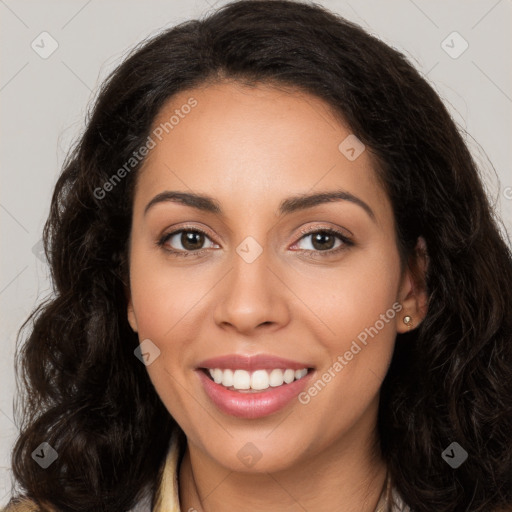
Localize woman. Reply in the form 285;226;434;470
5;0;512;511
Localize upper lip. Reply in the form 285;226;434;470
197;354;313;371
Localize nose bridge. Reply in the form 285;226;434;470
232;237;269;291
229;236;274;307
213;234;288;332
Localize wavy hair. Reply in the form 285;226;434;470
9;1;512;510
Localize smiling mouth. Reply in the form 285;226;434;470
200;367;314;392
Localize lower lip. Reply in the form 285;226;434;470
196;370;314;419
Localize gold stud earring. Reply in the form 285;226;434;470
403;315;413;327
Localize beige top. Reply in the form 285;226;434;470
3;430;410;511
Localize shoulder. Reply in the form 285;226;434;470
2;498;46;512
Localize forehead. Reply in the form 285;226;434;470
134;81;392;226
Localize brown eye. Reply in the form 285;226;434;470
158;229;217;255
180;231;206;251
295;229;348;252
309;232;337;251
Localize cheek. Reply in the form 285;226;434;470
128;247;202;425
127;244;203;382
291;243;401;411
128;241;211;340
293;240;401;344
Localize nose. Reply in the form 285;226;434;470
212;246;290;336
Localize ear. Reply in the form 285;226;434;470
396;236;429;333
126;292;138;333
117;254;138;333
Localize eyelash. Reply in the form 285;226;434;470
156;225;354;259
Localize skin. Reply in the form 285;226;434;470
127;81;428;512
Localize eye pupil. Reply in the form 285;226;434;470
182;231;204;250
312;232;335;251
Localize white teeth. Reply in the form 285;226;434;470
269;369;284;387
221;369;234;387
295;368;308;379
233;369;251;389
206;367;309;391
212;368;223;384
251;370;269;390
283;369;295;384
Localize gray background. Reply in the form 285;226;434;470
1;0;511;504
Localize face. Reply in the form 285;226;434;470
127;81;424;473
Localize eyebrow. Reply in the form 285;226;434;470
144;189;376;222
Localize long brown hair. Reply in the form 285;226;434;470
10;1;512;510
